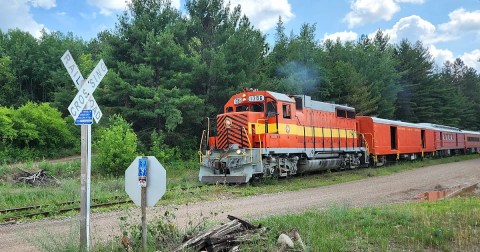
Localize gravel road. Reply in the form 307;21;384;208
1;158;479;251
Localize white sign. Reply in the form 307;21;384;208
61;50;103;123
125;156;166;207
248;95;264;102
67;58;108;121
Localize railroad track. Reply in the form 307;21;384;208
0;185;207;224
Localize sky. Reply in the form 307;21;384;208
1;0;479;71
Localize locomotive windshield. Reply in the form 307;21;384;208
234;103;264;112
226;103;265;113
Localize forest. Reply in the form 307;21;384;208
1;0;479;165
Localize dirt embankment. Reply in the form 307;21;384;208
1;158;479;252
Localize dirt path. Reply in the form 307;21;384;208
1;159;479;251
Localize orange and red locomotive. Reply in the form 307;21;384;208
198;89;480;183
199;89;365;183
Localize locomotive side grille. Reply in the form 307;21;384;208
217;114;249;149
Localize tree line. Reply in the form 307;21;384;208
1;0;479;162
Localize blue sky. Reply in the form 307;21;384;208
1;0;479;70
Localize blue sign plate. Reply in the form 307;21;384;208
74;109;93;125
138;158;148;177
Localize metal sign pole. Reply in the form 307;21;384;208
139;157;148;250
141;186;147;250
80;125;88;250
86;123;92;250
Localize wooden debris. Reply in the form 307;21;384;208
175;215;265;252
15;168;60;186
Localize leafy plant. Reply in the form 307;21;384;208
93;115;138;176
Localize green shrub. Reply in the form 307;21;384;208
149;130;179;163
0;103;76;162
93;115;138;176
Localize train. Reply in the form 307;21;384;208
198;89;480;183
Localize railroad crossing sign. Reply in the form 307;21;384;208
61;50;108;251
61;50;107;122
125;156;167;207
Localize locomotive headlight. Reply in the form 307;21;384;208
236;149;242;155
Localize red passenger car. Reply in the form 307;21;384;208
356;117;435;165
464;130;480;153
419;123;465;156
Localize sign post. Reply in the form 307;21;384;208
61;50;107;251
125;156;167;250
139;157;148;249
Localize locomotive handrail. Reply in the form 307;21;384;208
198;130;206;162
359;133;371;157
206;117;211;146
242;127;253;162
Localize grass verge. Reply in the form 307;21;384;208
244;195;480;251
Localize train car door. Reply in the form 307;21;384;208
390;126;397;150
421;130;426;148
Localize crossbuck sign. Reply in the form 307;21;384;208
61;50;108;251
61;51;107;121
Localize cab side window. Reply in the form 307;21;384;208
266;101;276;116
282;104;291;119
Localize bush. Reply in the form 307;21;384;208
93;115;138;176
149;130;179;164
0;103;76;162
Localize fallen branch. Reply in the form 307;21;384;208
175;215;264;252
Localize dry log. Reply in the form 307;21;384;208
175;215;263;252
15;169;59;186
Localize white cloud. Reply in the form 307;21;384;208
229;0;294;31
323;31;358;42
460;49;480;71
344;0;426;28
380;14;479;70
87;0;181;16
384;15;457;45
428;45;455;68
87;0;129;16
439;8;480;33
30;0;56;9
0;0;47;38
344;0;399;28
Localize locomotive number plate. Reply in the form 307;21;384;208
233;98;242;104
248;95;264;102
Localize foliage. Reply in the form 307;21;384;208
120;210;182;251
1;0;480;166
0;103;75;163
93;115;138;176
148;130;180;163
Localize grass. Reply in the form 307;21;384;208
0;154;478;222
32;195;480;251
243;196;480;251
